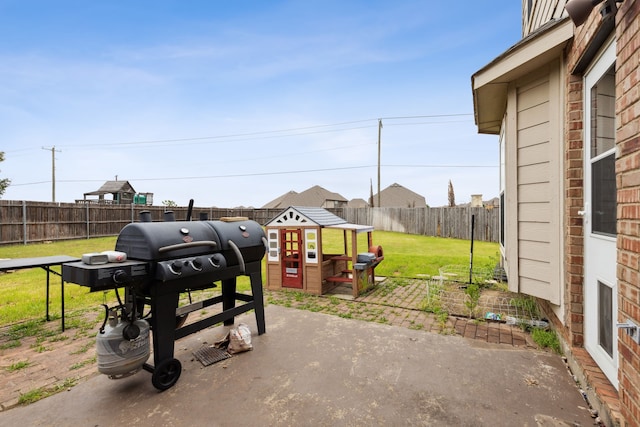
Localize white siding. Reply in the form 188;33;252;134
505;64;563;304
472;16;571;309
523;0;568;36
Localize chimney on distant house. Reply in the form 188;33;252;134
470;194;483;207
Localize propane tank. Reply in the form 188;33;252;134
96;308;150;379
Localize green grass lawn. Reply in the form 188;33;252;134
0;237;119;326
319;228;499;277
0;231;498;327
366;230;499;277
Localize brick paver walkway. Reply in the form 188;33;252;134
269;279;540;349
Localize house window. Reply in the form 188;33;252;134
304;229;318;264
590;66;616;236
267;229;279;262
592;154;616;235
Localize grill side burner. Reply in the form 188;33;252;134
62;218;267;391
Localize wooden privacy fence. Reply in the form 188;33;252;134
333;207;498;242
0;201;498;245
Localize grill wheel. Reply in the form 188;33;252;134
152;358;182;391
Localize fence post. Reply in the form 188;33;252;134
86;203;90;239
22;200;27;245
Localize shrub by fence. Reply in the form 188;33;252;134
0;200;498;245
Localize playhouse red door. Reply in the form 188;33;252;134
281;229;303;288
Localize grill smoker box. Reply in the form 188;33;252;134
62;218;267;391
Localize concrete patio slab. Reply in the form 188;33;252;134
0;305;595;426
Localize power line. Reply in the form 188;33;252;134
10;163;496;187
383;119;471;127
20;113;474;150
379;114;472;120
59;119;378;149
385;164;497;168
10;181;51;186
62;124;377;150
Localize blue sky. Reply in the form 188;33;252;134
1;1;522;208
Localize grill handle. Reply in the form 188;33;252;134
185;199;194;221
227;239;245;274
158;241;218;254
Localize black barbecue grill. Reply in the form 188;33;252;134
63;217;267;390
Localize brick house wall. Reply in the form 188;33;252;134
565;71;585;349
615;1;640;424
561;3;640;424
565;1;640;424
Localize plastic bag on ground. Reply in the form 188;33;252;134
228;323;253;354
212;323;253;354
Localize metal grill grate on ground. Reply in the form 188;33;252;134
192;346;232;367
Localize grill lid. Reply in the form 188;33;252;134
115;220;266;264
116;221;222;261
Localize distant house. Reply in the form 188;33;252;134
372;183;426;208
261;191;297;209
80;180;153;205
484;197;499;208
347;198;369;208
456;195;499;209
262;185;348;209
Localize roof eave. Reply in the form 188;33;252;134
472;18;574;135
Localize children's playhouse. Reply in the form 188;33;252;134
265;206;384;298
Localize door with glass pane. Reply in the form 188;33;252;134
582;40;618;388
280;229;303;288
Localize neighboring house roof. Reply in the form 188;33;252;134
84;180;136;196
262;185;348;208
373;183;427;208
348;198;369;208
262;190;298;209
295;185;347;206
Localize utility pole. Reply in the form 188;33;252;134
42;146;61;202
377;119;383;208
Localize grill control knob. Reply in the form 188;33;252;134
191;258;203;271
209;253;226;269
169;260;183;275
112;269;130;284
